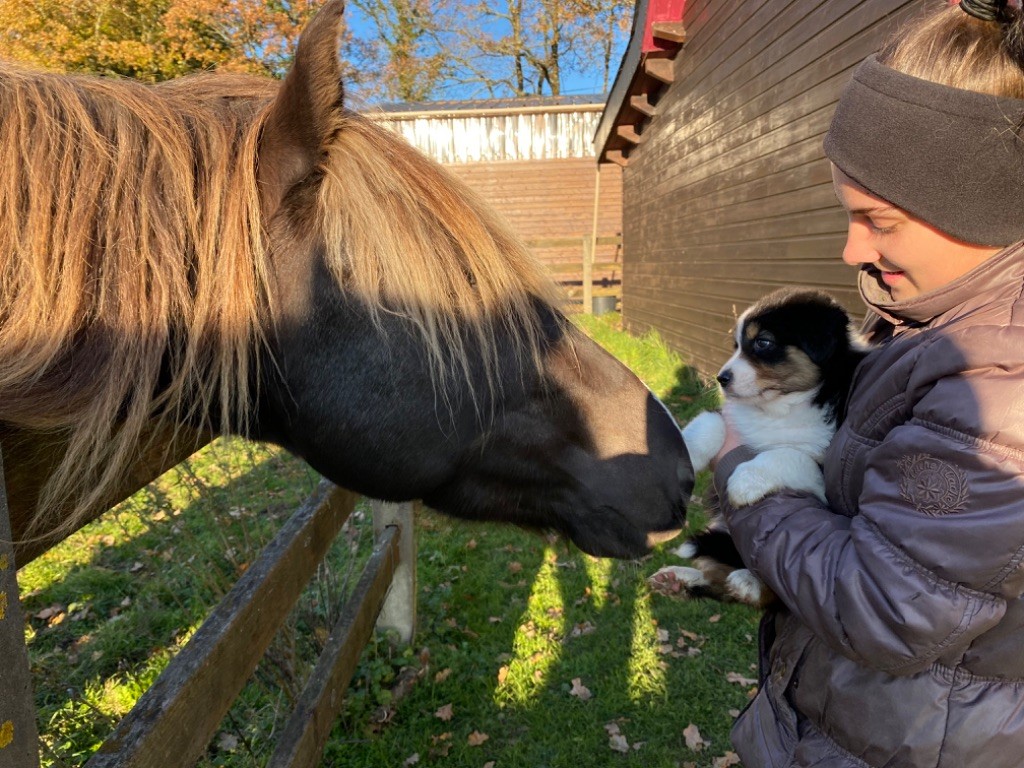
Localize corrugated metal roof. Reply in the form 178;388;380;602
377;93;606;114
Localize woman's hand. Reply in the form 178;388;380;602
711;417;743;469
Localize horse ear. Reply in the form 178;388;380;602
258;0;346;216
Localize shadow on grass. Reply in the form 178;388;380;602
21;441;333;766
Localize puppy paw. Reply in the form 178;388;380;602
726;463;775;507
725;569;766;607
681;411;727;472
648;565;707;597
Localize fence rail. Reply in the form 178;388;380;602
0;443;416;768
524;235;622;313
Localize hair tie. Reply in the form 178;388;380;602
959;0;1005;22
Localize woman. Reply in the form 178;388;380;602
713;1;1024;766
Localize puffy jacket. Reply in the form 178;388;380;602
714;240;1024;768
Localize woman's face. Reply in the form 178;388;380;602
831;165;1000;301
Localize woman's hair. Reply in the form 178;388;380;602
879;1;1024;98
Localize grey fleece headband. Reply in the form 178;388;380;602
824;55;1024;247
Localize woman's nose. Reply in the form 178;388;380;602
842;222;879;266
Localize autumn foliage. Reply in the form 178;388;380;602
0;0;325;81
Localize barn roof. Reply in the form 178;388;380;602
593;0;687;167
376;94;606;119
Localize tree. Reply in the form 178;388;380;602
0;0;364;83
460;0;631;97
348;0;454;102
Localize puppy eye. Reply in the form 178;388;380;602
752;337;775;353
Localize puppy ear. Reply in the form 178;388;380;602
801;332;837;365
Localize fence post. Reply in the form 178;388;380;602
371;500;417;643
0;445;41;768
582;236;594;314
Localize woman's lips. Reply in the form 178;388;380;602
880;270;905;286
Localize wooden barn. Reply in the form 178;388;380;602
594;0;922;376
374;96;625;308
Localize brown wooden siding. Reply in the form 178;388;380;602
621;0;922;377
445;158;623;302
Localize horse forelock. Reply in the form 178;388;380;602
0;63;272;537
314;113;566;400
0;61;569;539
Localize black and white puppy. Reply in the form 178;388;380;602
651;289;866;607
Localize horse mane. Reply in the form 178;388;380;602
0;62;564;538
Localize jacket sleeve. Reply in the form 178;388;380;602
715;330;1024;676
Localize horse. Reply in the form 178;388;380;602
0;0;693;564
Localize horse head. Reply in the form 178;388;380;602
250;1;693;559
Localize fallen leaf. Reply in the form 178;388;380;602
430;732;453;758
434;668;452;683
403;754;420;766
34;604;64;621
683;723;709;752
608;734;630;753
726;672;758;687
569;678;592;700
508;561;523;573
709;614;721;623
712;752;742;767
215;733;239;751
497;665;509;685
467;731;490;746
466;539;478;549
434;703;454;721
483;763;495;768
567;621;596;639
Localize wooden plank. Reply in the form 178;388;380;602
604;150;629;167
651;20;688;43
372;501;417;643
0;446;41;768
643;57;675;84
523;236;622;249
582;237;594;314
630;94;658;118
85;482;358;768
616;124;643;145
268;526;400;768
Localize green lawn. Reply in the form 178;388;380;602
21;312;758;767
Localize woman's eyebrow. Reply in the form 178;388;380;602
848;205;900;216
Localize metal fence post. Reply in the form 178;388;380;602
371;500;417;644
0;444;41;768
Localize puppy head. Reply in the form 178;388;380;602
717;290;854;401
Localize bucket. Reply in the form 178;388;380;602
592;295;618;316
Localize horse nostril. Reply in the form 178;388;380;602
716;369;733;388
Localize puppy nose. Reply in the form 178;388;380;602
716;369;733;388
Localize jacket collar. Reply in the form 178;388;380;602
859;240;1024;326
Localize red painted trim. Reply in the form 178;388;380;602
641;0;687;53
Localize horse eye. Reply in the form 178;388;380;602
752;337;775;353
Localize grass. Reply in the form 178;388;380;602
21;312;757;768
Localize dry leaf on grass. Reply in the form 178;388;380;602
712;752;742;767
434;668;452;683
434;703;454;721
403;754;420;766
605;722;630;753
215;733;239;751
726;672;758;687
569;678;593;700
467;731;490;746
683;723;710;752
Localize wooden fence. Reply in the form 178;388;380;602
529;235;623;313
0;443;417;768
